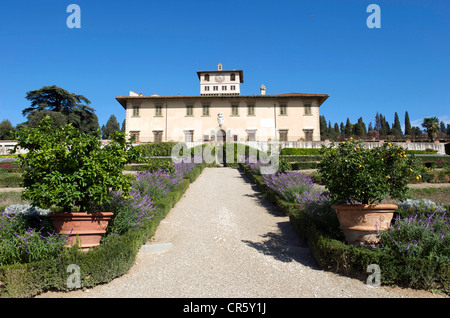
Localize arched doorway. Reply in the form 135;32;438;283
216;129;227;165
216;129;226;143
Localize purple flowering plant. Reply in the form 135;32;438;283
0;207;69;266
375;201;449;264
263;172;329;209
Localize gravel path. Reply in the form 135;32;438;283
37;167;445;298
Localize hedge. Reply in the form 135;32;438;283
0;163;206;298
280;148;322;156
134;142;185;158
239;163;450;294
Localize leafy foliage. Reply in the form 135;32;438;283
21;85;99;135
318;139;422;204
12;116;133;212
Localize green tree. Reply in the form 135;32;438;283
102;114;120;139
319;115;328;140
25;110;67;129
392;112;402;135
422;117;439;142
380;114;390;135
439;121;446;133
334;123;340;134
0;119;14;140
22;85;99;135
344;118;353;136
404;111;412;135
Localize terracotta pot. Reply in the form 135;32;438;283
332;204;397;246
49;212;113;251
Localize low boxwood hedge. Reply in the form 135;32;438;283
0;163;206;298
239;163;449;294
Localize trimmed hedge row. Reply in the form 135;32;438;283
239;163;450;294
0;163;206;298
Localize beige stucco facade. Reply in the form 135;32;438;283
115;64;328;143
116;94;328;143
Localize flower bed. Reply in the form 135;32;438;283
239;161;449;294
0;160;207;297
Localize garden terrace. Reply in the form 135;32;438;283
239;161;449;294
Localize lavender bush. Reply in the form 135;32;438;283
0;207;68;265
174;160;198;179
132;169;182;202
263;172;329;208
376;200;450;264
104;189;156;237
103;167;186;237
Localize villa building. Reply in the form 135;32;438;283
115;64;329;143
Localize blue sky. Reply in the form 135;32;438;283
0;0;449;131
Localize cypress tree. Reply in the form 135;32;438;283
404;111;412;135
393;112;402;135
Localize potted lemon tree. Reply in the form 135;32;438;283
12;116;133;250
318;138;422;246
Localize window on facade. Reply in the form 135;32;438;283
132;106;140;117
213;86;218;91
204;86;210;91
280;104;287;115
304;129;313;141
222;86;227;91
247;105;255;116
202;105;210;116
231;105;239;116
153;131;163;143
204;74;210;82
186;105;193;116
230;73;235;81
203;135;209;141
129;131;140;143
155;105;162;116
279;130;288;141
230;85;236;91
247;130;256;141
184;130;194;142
233;135;238;142
304;104;312;115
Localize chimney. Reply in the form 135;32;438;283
260;84;266;95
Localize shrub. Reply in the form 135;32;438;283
102;190;156;237
132;170;182;202
12;116;133;212
0;205;68;266
376;209;450;266
145;158;175;173
318;139;422;204
280;148;321;156
263;172;327;207
135;142;184;158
